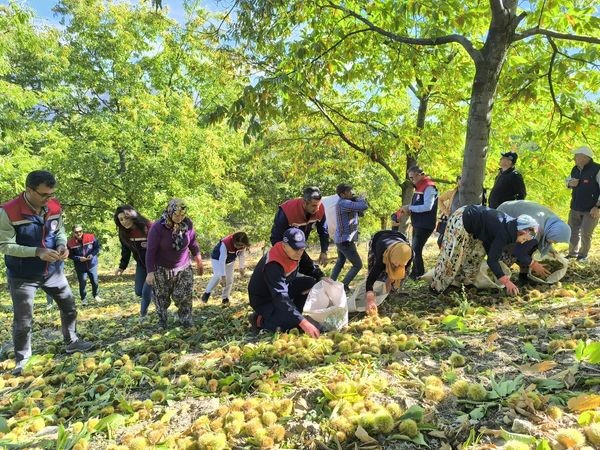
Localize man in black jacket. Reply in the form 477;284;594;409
488;152;527;209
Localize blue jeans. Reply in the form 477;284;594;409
135;264;153;316
75;265;99;301
411;227;434;278
330;241;363;287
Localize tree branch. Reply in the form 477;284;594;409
323;1;481;63
309;28;372;65
513;27;600;44
546;36;574;121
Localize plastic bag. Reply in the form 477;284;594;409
527;250;568;284
322;195;340;241
303;279;348;331
347;280;389;313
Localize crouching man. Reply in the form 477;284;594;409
248;228;321;338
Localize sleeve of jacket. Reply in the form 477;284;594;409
91;237;101;256
119;239;131;271
338;198;369;212
486;237;508;279
0;209;38;257
365;245;386;292
145;223;160;273
316;216;329;253
264;262;304;326
187;226;200;257
270;208;288;246
515;172;526;200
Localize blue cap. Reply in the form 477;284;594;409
501;151;518;164
282;228;306;250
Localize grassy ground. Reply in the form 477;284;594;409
0;237;599;450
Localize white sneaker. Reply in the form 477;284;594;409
81;298;88;306
93;296;102;302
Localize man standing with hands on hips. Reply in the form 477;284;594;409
566;146;600;262
0;170;93;375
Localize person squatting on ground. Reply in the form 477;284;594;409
248;228;321;338
488;151;527;209
497;200;571;283
145;199;203;329
114;205;154;322
430;205;548;296
365;230;413;316
0;170;93;375
566;145;600;262
202;231;250;306
67;224;101;305
396;166;438;279
270;186;329;280
330;183;369;292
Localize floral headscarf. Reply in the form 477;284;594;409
160;198;189;251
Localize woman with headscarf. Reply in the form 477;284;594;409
431;205;547;296
113;205;153;322
497;200;571;283
365;230;413;316
145;199;203;328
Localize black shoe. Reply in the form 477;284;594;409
180;319;193;328
565;254;578;259
248;312;262;331
201;292;210;303
66;340;94;354
221;298;230;306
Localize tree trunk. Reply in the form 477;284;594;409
457;0;522;206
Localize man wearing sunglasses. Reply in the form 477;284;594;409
0;170;93;375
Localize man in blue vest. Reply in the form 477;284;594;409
67;224;101;305
567;146;600;262
0;171;93;375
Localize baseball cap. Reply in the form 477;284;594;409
282;228;306;250
571;146;594;159
501;151;518;164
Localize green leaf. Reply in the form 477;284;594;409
500;429;536;444
536;439;552;450
442;315;466;331
399;405;425;422
581;342;600;364
523;342;542;361
0;417;9;434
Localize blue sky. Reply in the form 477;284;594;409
0;0;227;25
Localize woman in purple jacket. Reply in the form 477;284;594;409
145;199;204;328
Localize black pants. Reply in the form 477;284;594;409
410;227;434;278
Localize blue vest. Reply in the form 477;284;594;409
2;195;64;279
410;179;438;230
570;161;600;212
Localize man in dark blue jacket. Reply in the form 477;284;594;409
248;228;321;338
488;151;527;209
67;224;101;305
0;171;93;375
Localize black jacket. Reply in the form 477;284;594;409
488;167;526;209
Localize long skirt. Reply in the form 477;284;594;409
431;206;486;293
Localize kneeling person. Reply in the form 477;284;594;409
248;228;320;338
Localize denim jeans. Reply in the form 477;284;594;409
411;227;434;278
330;241;363;287
135;264;153;316
75;265;99;301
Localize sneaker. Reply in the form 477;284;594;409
81;298;88;306
12;359;28;376
201;292;210;303
221;298;230;306
180;319;194;328
93;296;102;302
65;339;94;354
577;256;588;263
565;254;578;259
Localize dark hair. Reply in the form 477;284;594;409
232;231;250;247
407;166;424;175
72;224;83;232
26;171;56;189
336;183;352;196
302;186;322;201
113;205;151;242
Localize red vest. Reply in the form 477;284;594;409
222;234;236;253
67;233;95;250
280;198;325;227
3;195;61;224
414;176;436;195
265;242;299;276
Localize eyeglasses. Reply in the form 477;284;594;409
74;230;83;234
31;187;56;200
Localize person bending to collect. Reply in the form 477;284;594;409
248;228;320;338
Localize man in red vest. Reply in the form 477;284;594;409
67;224;101;305
0;171;93;375
269;186;329;280
248;228;320;338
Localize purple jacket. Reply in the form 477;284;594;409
145;219;200;272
